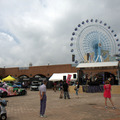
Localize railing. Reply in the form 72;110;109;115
82;85;104;93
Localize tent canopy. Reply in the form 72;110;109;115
2;75;16;82
76;61;119;68
49;73;77;82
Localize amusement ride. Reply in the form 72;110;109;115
70;19;120;64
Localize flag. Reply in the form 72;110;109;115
66;74;72;84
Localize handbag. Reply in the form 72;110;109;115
74;87;77;90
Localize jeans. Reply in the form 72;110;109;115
40;94;47;115
64;91;70;99
76;88;79;95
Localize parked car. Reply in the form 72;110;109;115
12;82;22;88
0;87;27;98
30;81;42;91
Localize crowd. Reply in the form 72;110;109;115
39;78;116;118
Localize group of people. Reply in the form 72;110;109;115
38;78;116;118
59;80;70;99
54;80;80;99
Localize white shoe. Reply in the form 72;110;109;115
40;115;44;117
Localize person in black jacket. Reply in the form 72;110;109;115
63;80;70;99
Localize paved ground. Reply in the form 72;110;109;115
3;89;120;120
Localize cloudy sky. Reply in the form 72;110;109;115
0;0;120;68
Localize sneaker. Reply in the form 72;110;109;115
40;115;44;117
105;106;107;109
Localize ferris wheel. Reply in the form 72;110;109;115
70;19;120;64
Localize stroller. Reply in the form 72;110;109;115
0;98;8;120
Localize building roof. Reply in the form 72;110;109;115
76;61;119;68
49;73;77;82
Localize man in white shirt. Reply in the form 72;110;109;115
39;80;47;117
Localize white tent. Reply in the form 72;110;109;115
49;73;77;82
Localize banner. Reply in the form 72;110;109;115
66;74;72;84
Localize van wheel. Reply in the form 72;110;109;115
1;114;7;120
2;92;7;97
21;90;26;95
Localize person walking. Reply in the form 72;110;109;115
39;80;47;117
59;80;63;99
103;80;115;109
63;80;70;99
74;81;79;97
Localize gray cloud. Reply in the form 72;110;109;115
0;0;120;67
